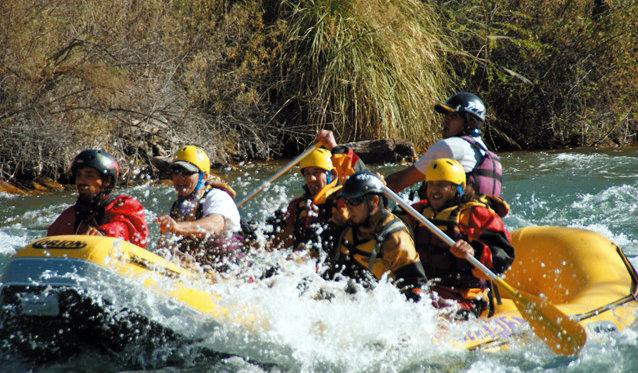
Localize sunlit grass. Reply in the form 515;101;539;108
276;0;451;148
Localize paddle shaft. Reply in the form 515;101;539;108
383;187;497;281
384;185;587;355
237;145;318;208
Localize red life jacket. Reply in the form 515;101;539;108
47;194;149;248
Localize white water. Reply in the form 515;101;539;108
1;149;638;371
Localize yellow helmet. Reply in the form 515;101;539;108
299;148;333;172
425;158;466;189
173;145;210;174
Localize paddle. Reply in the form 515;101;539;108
383;186;587;356
237;144;318;208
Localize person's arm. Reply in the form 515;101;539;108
158;214;226;238
267;198;298;250
385;165;424;193
387;140;459;192
47;206;76;236
383;230;427;289
462;206;515;277
316;129;338;150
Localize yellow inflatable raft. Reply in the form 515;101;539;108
462;226;638;351
1;226;636;354
0;235;259;357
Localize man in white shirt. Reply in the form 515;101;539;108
157;145;242;271
386;92;502;197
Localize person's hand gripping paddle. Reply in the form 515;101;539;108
383;186;587;356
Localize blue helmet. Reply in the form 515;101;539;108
434;92;486;123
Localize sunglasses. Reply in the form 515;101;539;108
345;195;367;206
171;166;197;176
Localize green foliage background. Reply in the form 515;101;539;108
0;0;636;180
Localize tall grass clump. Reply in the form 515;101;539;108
437;0;638;149
275;0;451;149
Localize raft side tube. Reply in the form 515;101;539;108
506;226;638;316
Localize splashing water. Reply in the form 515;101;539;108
1;148;638;371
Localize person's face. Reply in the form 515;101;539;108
171;166;199;197
302;166;329;196
426;180;458;211
442;112;465;138
345;195;379;225
75;167;105;201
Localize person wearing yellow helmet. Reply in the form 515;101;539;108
270;130;366;255
157;145;243;272
398;158;514;318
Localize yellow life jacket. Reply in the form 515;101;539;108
312;177;340;206
477;194;509;218
312;149;360;204
336;214;408;280
206;176;236;199
331;152;357;184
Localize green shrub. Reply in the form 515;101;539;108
437;0;638;149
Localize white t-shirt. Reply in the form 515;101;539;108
200;188;241;233
413;136;487;174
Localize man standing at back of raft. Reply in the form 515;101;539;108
48;149;149;248
270;130;365;255
157;145;243;272
386;92;503;199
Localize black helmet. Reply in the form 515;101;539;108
434;92;486;123
341;171;385;200
70;149;119;191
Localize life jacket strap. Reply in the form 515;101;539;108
368;218;407;272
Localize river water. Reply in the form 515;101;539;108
1;148;637;372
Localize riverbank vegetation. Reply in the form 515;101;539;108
1;0;636;182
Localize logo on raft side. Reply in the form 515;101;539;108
464;316;527;342
32;239;88;249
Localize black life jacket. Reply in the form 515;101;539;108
73;193;115;232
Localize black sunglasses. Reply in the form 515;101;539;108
345;195;367;206
171;166;197;176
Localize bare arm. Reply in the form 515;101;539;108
385;165;425;193
158;214;226;238
316;129;338;150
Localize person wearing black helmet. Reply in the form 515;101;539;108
386;92;504;200
328;171;426;299
48;149;149;248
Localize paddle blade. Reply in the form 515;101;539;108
505;283;587;355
